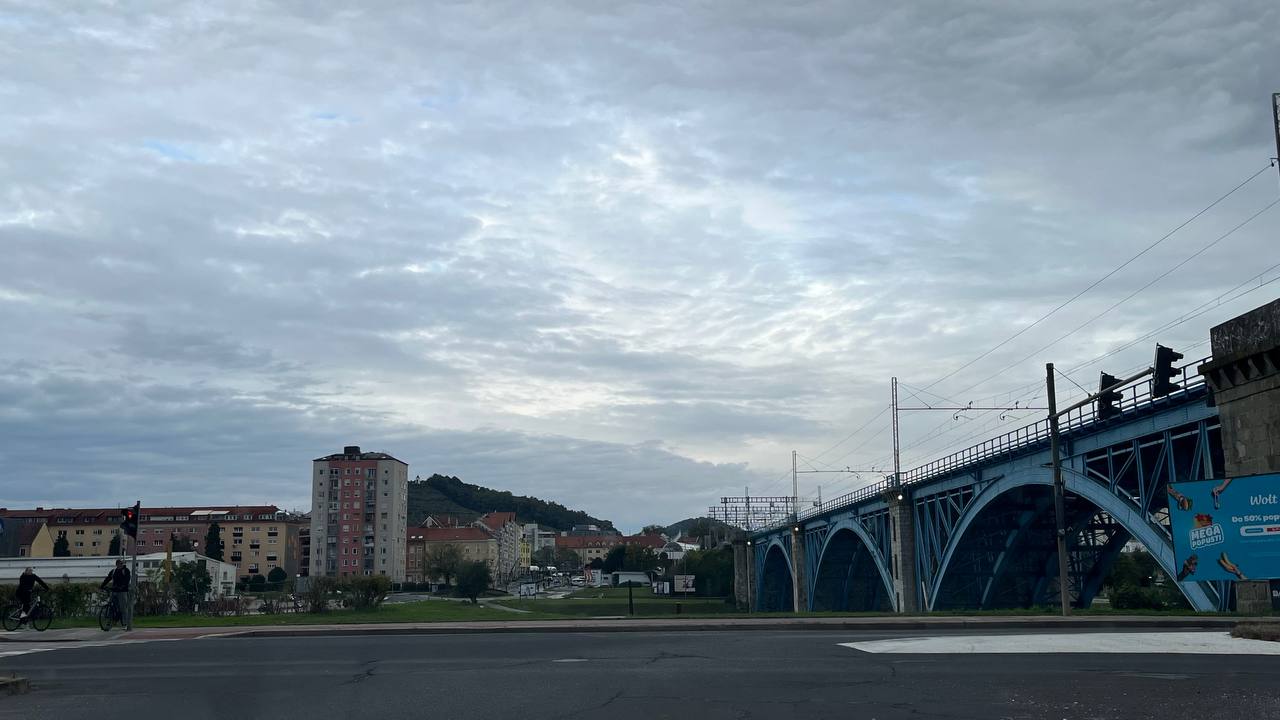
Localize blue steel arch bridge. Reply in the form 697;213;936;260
719;359;1233;613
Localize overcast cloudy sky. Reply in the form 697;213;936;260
1;2;1277;531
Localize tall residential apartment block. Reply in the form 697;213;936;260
309;445;408;580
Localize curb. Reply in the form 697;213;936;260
5;616;1274;643
213;616;1263;639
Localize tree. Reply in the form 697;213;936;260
424;544;463;586
53;534;70;557
554;547;581;571
248;574;267;592
170;533;195;552
108;532;122;556
682;547;734;597
531;546;556;567
203;523;224;561
454;560;491;603
623;545;659;572
641;524;666;536
173;561;212;612
267;567;288;584
602;545;628;573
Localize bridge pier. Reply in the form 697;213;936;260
1200;298;1280;614
790;525;808;612
732;533;754;610
887;491;920;613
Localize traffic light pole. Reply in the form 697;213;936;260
129;522;139;631
1046;364;1155;616
1045;365;1071;616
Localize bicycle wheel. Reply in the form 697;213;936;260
97;603;115;631
31;605;53;632
1;604;20;632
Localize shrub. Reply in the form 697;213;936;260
454;561;491;603
303;576;337;613
204;596;249;616
46;583;99;618
1110;584;1165;610
342;576;392;610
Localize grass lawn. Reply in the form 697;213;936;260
46;600;563;629
496;586;738;616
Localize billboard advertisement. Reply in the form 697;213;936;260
674;574;696;593
1168;473;1280;583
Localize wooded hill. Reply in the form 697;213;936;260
407;473;614;531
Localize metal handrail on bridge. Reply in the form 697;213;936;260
766;357;1210;531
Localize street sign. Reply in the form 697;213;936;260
674;574;696;593
1168;473;1280;582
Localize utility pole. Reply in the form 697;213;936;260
791;450;799;521
891;377;901;487
1271;93;1279;182
1045;365;1071;616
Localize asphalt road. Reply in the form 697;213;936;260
3;630;1279;720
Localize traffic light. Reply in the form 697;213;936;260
120;502;140;539
1097;372;1123;420
1152;344;1184;397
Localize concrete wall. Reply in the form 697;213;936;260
1200;298;1280;613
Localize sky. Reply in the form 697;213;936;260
1;2;1277;533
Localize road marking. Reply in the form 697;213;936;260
0;637;180;659
840;632;1280;655
0;646;60;659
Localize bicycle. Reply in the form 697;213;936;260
2;594;53;632
98;592;125;631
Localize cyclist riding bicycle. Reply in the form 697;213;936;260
16;567;50;619
100;559;132;630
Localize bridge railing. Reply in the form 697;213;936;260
783;357;1209;528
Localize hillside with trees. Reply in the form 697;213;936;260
663;517;735;544
407;473;614;531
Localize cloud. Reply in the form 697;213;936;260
0;1;1277;527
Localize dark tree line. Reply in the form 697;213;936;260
409;474;614;531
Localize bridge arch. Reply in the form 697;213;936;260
810;520;895;612
757;538;794;612
928;468;1214;611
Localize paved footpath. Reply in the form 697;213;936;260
1;613;1273;646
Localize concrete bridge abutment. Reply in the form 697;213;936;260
1200;298;1280;614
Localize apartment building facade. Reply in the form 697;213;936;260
309;445;409;580
477;512;519;584
0;505;304;581
405;526;498;584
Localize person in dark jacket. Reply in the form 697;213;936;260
16;567;50;618
101;559;132;630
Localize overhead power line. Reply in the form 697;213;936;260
921;162;1275;392
949;196;1280;399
